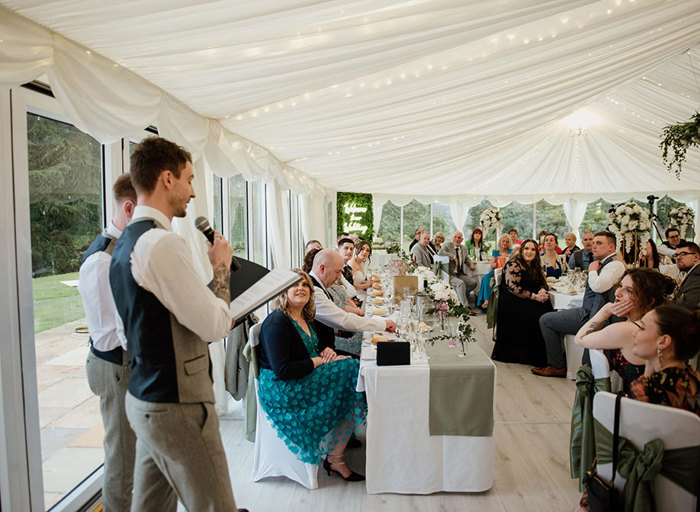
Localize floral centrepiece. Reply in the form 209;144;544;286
606;201;652;253
480;207;503;237
426;302;477;357
669;205;695;240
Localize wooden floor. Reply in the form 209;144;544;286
212;314;581;512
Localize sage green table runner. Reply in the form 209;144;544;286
426;342;495;436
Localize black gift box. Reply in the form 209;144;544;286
376;341;410;366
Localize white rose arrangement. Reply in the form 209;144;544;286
480;207;503;236
669;205;695;240
606;201;652;253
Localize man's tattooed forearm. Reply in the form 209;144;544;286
211;263;231;303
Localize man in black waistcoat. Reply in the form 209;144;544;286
78;174;136;512
110;137;247;512
533;232;625;377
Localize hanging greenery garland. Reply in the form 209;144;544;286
660;112;700;178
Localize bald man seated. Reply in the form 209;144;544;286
309;249;397;334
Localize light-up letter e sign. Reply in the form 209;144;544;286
343;203;368;234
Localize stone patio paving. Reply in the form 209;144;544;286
35;318;104;510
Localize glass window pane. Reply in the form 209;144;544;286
402;199;430;250
500;201;533;241
535;200;569;247
581;198;613;234
228;174;248;258
431;202;457;239
27;113;105;509
655;195;692;242
377;201;400;245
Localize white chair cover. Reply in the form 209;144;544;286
589;349;610;380
593;391;700;512
248;322;319;489
564;334;585;380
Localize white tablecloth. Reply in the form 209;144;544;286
357;343;495;494
548;291;584;310
547;291;585;379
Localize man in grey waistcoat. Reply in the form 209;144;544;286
79;174;136;512
533;231;625;377
110;137;247;512
438;231;478;311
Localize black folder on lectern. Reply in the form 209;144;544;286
228;258;301;323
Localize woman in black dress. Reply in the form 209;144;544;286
492;239;553;366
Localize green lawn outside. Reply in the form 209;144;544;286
32;272;85;333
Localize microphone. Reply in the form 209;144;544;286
195;216;241;271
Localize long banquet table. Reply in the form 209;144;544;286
356;323;496;494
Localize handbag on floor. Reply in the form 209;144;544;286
584;393;622;512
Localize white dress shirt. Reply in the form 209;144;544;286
78;222;125;351
587;253;626;293
309;270;386;332
117;206;232;345
339;273;357;298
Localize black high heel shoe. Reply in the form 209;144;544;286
323;455;365;482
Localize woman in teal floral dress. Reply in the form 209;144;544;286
257;270;366;481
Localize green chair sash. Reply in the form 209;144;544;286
570;364;611;490
486;277;498;329
594;419;700;512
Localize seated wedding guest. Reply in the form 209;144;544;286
508;228;523;247
257;270;367;480
408;227;424;250
534;231;626;377
438;231;477;313
568;231;595;270
335;232;350;248
310;249;396;335
477;234;512;310
541;233;568;278
574;268;676;393
411;231;435;268
628;304;700;415
465;228;486;261
336;237;358;297
638;238;660;269
348;240;374;295
674;241;700;310
433;232;445;251
658;227;686;261
304;248;364;356
492;240;553;367
563;232;580;260
305;239;322;253
537;229;562;254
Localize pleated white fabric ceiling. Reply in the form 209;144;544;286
2;0;700;202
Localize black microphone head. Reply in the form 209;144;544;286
195;216;215;243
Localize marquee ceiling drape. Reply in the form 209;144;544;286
1;0;700;203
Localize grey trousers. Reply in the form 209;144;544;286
449;274;478;306
538;307;590;368
125;393;237;512
85;351;136;512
